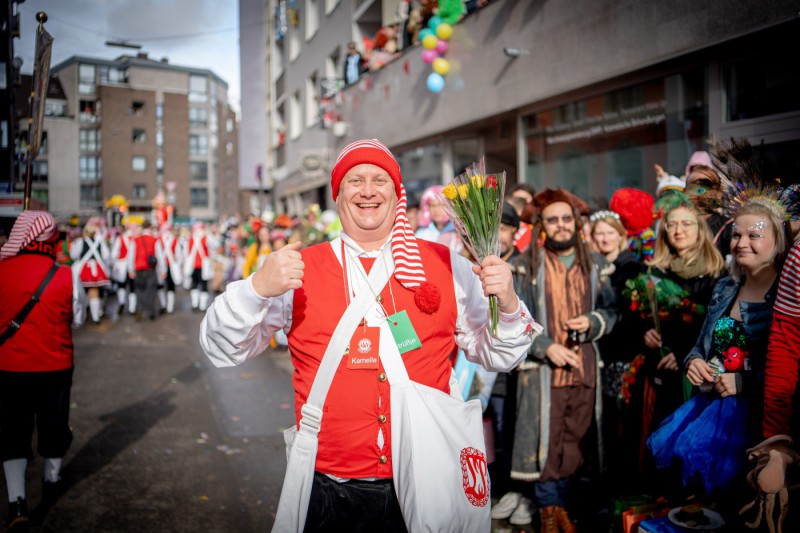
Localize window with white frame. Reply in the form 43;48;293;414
132;184;147;199
191;187;209;207
79;156;101;180
190;162;208;181
289;91;301;139
132;156;147;172
305;0;319;40
78;64;96;94
189;107;208;128
189;75;208;103
325;0;340;15
326;47;340;79
79;129;100;151
80;185;100;207
189;135;208;156
132;128;147;143
289;18;301;61
305;72;319;127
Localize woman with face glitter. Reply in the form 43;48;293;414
647;140;796;524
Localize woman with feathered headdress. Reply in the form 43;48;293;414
647;139;798;521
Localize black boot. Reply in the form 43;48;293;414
6;497;29;532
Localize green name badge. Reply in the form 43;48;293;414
387;310;422;355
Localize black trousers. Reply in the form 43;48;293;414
303;472;406;533
134;269;159;319
0;368;74;461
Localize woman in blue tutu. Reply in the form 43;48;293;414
648;142;796;519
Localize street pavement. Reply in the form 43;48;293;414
1;293;294;532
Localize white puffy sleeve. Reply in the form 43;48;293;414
199;275;293;367
451;252;537;372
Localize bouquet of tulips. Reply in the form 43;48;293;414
438;157;506;335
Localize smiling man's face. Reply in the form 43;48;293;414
337;163;398;247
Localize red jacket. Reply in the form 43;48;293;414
133;234;157;272
290;240;457;479
0;253;75;372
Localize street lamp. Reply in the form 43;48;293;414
105;40;142;50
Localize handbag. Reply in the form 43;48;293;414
380;320;492;532
272;244;393;533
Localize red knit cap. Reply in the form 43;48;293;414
331;139;439;313
0;210;57;261
330;139;402;201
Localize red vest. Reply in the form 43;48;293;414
0;253;75;372
133;234;157;271
290;240;457;478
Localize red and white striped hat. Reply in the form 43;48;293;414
0;210;57;261
331;139;440;313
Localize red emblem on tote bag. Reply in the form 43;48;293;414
460;447;489;506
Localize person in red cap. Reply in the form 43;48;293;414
200;139;537;530
503;188;617;532
0;211;86;531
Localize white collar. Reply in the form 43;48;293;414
339;231;391;259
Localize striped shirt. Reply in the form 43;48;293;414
774;240;800;317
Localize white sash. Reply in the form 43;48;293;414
272;241;393;533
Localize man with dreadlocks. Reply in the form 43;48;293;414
199;139;536;531
507;188;617;532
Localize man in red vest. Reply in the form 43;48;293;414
0;211;86;531
200;139;537;530
128;221;163;321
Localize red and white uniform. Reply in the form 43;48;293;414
159;229;182;282
110;230;134;282
71;234;111;287
184;232;211;279
200;236;533;479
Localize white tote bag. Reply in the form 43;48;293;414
272;245;392;533
380;324;491;533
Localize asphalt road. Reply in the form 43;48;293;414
1;293;294;532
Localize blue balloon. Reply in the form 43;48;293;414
427;72;445;93
419;28;434;41
428;16;443;31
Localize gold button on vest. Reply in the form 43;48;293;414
379;455;388;464
378;373;387;382
378;415;387;423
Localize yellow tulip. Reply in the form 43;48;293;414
458;184;470;200
471;175;484;188
442;184;458;200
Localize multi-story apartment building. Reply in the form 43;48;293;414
243;0;798;214
36;52;238;220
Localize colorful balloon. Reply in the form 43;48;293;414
426;72;445;93
428;16;443;31
422;34;438;50
421;49;438;64
432;58;450;76
435;40;449;54
436;23;453;41
419;28;434;41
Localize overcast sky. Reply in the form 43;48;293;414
16;0;242;111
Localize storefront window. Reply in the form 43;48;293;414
523;68;707;206
724;54;800;122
